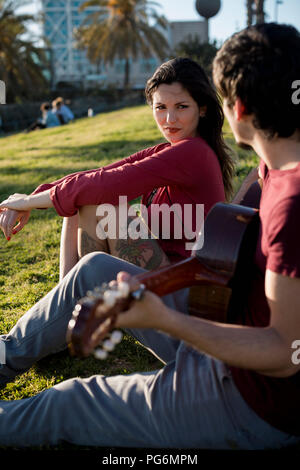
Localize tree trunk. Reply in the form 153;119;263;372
255;0;265;24
246;0;253;26
123;57;130;89
246;0;265;27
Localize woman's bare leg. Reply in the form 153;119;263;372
78;204;170;270
77;205;109;258
59;214;79;281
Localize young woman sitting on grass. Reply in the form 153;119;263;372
0;57;234;278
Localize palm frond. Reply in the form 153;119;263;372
75;0;169;87
0;0;49;101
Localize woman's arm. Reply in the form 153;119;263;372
0;209;31;240
0;139;220;229
1;139;220;220
0;147;164;239
31;145;165;197
0;191;52;240
0;190;53;212
40;139;222;217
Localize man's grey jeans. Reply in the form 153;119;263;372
0;252;298;449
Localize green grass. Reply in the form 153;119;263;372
0;104;259;447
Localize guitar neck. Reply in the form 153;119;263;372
134;256;229;298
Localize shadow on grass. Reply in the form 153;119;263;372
34;334;162;383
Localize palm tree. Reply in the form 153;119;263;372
246;0;265;26
76;0;169;88
0;0;49;102
174;36;218;78
246;0;253;26
255;0;265;23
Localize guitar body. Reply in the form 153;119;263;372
67;182;261;357
189;180;261;321
133;201;260;323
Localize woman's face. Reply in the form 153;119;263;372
152;82;205;144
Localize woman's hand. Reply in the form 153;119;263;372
105;272;170;331
0;208;31;240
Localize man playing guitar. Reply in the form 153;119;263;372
0;23;299;449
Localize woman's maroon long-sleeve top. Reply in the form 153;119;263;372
33;137;225;260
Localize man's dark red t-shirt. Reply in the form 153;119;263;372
230;160;300;436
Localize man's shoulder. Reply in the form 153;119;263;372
264;163;300;203
262;187;300;244
260;164;300;237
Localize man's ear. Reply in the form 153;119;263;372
234;98;246;121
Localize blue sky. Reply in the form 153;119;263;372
21;0;300;44
157;0;300;43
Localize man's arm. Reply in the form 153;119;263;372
115;270;300;378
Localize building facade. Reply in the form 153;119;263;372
42;0;207;88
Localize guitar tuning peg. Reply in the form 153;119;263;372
94;348;108;360
102;339;115;352
110;330;123;344
93;331;123;360
103;290;118;307
81;295;94;306
93;286;102;296
131;284;146;301
73;303;82;314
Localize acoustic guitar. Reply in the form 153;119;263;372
66;182;261;359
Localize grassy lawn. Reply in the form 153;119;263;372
0;104;259;446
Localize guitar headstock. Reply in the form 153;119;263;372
66;281;146;359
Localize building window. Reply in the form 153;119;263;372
139;58;157;73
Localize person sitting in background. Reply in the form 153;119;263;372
54;97;74;124
41;102;61;128
26;102;60;132
52;99;66;125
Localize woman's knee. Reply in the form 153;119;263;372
75;251;143;286
75;251;111;276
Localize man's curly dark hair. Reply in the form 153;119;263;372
213;23;300;139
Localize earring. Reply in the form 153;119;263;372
199;111;206;118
